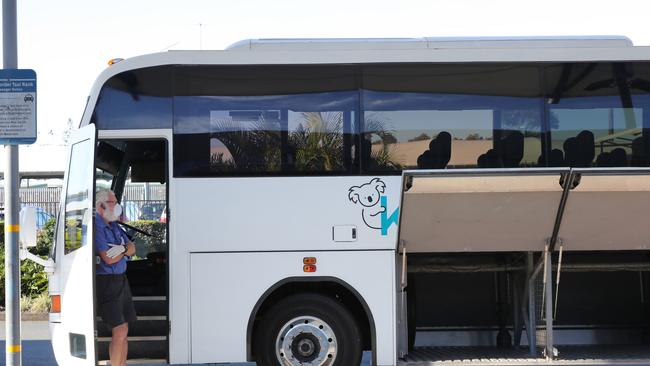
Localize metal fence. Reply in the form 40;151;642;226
0;184;166;221
121;184;166;221
0;186;62;218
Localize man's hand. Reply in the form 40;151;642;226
125;242;136;257
106;244;126;258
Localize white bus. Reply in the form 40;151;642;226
40;36;650;365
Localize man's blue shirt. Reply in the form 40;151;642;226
95;217;130;275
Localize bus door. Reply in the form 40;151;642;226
58;124;97;365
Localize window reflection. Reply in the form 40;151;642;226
362;91;542;171
91;63;650;176
174;92;358;175
546;62;650;167
91;68;173;130
64;139;93;254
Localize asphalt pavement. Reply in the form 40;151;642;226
0;321;371;365
0;321;56;366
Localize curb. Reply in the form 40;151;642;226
0;312;49;321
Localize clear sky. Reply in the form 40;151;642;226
2;0;650;170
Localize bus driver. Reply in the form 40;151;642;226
95;189;137;366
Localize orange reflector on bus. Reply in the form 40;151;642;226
303;257;317;265
303;265;317;273
51;295;61;313
108;58;124;66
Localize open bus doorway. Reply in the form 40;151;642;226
95;138;169;365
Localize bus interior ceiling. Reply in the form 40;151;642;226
399;170;650;362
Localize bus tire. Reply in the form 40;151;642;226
254;293;363;366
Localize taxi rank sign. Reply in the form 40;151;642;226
0;69;36;145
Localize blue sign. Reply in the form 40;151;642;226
0;69;37;144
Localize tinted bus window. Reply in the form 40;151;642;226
173;66;359;177
545;62;650;167
362;64;543;172
91;67;173;130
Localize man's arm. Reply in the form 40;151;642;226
124;241;136;257
98;249;126;265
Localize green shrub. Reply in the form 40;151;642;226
0;218;55;308
20;259;49;298
36;219;56;257
125;220;166;258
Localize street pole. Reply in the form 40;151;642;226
3;0;22;365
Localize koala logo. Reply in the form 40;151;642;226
348;178;387;229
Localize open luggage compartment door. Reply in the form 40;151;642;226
560;168;650;251
399;169;570;252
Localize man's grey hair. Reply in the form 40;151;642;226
96;189;114;206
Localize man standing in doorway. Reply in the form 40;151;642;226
95;189;137;366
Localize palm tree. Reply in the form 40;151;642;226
364;116;401;170
290;112;345;171
210;115;281;172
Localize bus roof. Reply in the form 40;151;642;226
226;36;634;51
101;36;649;78
81;36;650;128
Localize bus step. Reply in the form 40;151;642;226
98;336;166;342
97;316;168;337
132;296;167;316
97;336;167;360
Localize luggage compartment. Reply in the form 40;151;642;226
396;169;650;364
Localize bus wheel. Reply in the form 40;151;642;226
254;293;362;366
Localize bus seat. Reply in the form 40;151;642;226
496;131;524;168
631;136;649;166
549;149;565;167
416;131;451;169
563;131;595;167
477;149;503;168
564;137;579;167
611;148;628;167
576;130;595;167
595;148;627;167
417;150;435;169
537;149;565;167
596;151;614;167
477;131;524;168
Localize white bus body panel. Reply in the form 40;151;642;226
169;176;401;364
171;176;401;253
189;250;396;365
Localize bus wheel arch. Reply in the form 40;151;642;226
247;277;376;364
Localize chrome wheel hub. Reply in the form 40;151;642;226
276;316;337;366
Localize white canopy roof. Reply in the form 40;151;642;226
0;144;67;179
